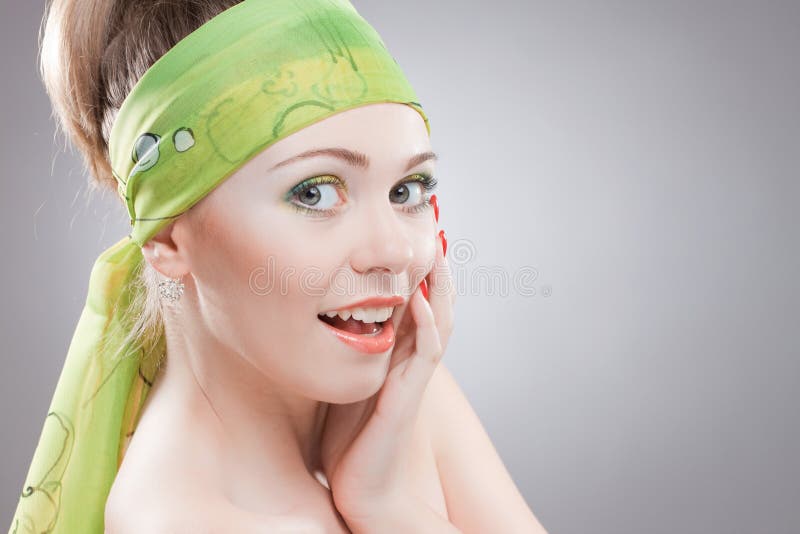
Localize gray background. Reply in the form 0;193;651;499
2;1;798;532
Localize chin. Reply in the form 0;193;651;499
315;355;392;404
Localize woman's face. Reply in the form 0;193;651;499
171;102;438;403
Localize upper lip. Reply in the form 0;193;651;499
321;295;406;314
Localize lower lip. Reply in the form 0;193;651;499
318;316;395;354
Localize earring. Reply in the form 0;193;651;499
158;277;185;303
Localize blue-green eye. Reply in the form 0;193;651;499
286;175;345;216
390;182;422;205
285;173;438;217
395;173;438;214
298;183;339;208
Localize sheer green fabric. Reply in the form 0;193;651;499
9;0;429;531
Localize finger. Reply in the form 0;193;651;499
386;300;416;372
369;287;435;435
398;284;442;390
375;285;438;405
375;240;449;420
427;232;455;341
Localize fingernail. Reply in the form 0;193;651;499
419;278;429;301
430;194;439;223
439;229;447;257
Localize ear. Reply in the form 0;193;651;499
140;221;191;279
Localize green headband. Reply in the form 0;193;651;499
111;0;429;247
10;0;429;531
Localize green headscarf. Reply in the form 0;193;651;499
9;0;429;531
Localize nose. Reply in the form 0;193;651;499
349;200;414;276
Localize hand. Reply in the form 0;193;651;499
318;231;455;525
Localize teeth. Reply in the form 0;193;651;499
352;308;372;322
320;306;393;323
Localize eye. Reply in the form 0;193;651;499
392;174;438;214
298;184;339;208
286;175;346;217
390;182;423;205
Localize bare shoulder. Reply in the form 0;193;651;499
105;465;324;534
104;435;222;533
103;394;213;530
419;361;550;533
104;470;216;533
104;404;329;533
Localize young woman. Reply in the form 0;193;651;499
11;1;548;532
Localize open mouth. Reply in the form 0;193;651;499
317;308;394;335
316;304;398;354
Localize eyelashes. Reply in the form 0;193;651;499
287;174;343;198
394;174;438;214
413;173;438;193
286;173;438;217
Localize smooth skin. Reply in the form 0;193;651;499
104;103;547;533
318;230;456;532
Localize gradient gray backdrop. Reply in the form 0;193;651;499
2;1;799;532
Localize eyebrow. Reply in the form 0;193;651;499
269;147;438;173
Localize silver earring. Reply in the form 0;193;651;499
158;277;184;303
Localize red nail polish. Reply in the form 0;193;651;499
430;194;439;223
420;278;429;301
439;229;447;256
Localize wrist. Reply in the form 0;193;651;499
338;491;411;533
342;493;461;534
334;489;400;529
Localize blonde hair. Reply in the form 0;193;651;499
39;0;244;358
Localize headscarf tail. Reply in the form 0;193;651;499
10;237;163;533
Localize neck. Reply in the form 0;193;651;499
151;297;331;503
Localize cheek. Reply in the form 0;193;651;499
189;191;278;273
414;228;438;278
179;202;275;312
